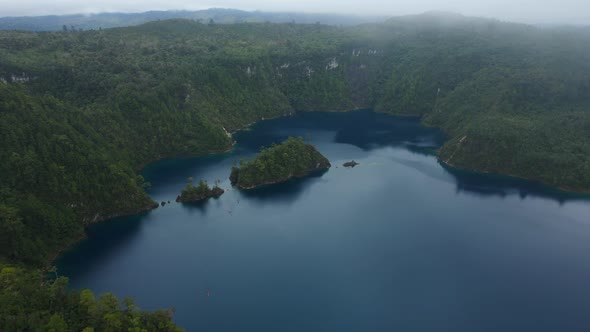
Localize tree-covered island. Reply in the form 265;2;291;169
176;179;224;203
230;137;331;189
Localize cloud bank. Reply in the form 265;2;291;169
0;0;589;25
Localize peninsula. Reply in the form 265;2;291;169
230;137;331;189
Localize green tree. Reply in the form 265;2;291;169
46;314;68;332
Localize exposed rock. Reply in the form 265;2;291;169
211;187;224;197
343;160;359;168
176;186;225;203
326;57;339;70
10;72;32;83
246;66;254;77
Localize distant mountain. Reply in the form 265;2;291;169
0;8;386;31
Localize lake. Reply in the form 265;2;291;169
57;110;590;332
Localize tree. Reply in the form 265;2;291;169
47;314;68;332
48;266;58;279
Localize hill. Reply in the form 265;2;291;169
2;14;590;262
0;8;385;31
1;13;590;329
230;137;331;189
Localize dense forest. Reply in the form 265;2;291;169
230;137;331;189
0;264;182;331
1;12;590;330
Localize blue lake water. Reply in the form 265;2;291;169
57;110;590;331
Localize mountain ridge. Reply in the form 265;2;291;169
0;8;387;31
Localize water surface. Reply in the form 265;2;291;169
58;110;590;332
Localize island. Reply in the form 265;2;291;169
230;137;331;189
176;179;224;203
343;161;359;168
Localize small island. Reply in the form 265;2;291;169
176;179;224;203
343;160;359;168
230;137;331;189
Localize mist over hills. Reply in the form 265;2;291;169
2;9;590;330
0;8;387;31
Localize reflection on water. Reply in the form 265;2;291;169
441;163;590;204
57;110;590;332
57;213;149;281
179;198;212;216
332;113;445;151
238;169;329;205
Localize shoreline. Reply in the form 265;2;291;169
46;202;159;269
48;108;590;267
228;107;372;135
135;141;237;172
47;114;272;267
233;166;330;190
439;158;590;196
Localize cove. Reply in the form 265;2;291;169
57;110;590;332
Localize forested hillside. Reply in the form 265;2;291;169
0;8;384;31
2;14;590;263
1;13;590;329
0;264;182;331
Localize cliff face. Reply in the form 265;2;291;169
230;137;331;190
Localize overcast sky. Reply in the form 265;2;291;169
0;0;589;25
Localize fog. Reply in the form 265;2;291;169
0;0;589;25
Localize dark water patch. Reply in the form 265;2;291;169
441;162;590;204
56;212;152;281
238;169;329;205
